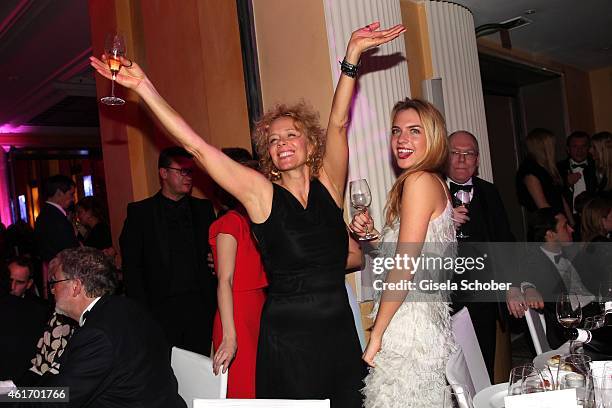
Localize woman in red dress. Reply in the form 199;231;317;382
209;157;267;398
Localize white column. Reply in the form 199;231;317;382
425;1;493;181
322;0;410;300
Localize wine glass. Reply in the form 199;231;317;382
508;364;539;396
557;293;582;353
349;179;379;241
453;189;471;238
100;33;126;106
443;384;473;408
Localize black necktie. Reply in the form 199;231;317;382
553;254;565;264
571;162;587;170
449;182;473;196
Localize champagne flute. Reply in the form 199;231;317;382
557;293;582;353
349;179;378;241
100;33;126;106
453;189;471;239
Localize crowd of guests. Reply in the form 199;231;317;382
1;20;611;408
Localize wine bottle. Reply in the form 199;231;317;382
571;326;612;360
566;328;592;342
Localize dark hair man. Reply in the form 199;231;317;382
120;146;217;356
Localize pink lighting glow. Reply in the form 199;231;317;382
0;124;26;134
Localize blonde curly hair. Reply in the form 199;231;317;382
252;101;326;181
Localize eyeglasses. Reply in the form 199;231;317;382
451;150;478;161
48;277;72;288
165;166;193;176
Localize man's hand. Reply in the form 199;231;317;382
567;172;581;186
524;287;544;310
451;206;470;230
506;286;527;318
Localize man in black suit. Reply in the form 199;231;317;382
34;175;79;264
515;208;598;349
447;130;516;381
11;247;186;407
120;147;216;356
0;277;47;381
557;131;598;216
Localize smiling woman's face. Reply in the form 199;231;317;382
267;117;310;172
390;109;427;169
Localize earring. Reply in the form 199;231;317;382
270;167;281;178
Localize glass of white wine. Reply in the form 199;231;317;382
349;179;379;241
556;293;582;353
100;33;126;106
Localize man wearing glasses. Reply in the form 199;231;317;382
11;247;186;407
446;130;515;382
120;146;216;356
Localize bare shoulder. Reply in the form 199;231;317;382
402;171;441;191
400;171;447;210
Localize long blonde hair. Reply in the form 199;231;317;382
591;132;612;191
384;98;449;226
581;197;612;242
525;128;562;185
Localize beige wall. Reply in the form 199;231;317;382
589;66;612;133
252;0;334;120
89;0;251;246
400;0;433;99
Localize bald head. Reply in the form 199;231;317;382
448;130;480;183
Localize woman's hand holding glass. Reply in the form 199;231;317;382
90;53;147;93
350;209;379;241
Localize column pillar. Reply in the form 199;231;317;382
0;147;11;225
423;0;492;181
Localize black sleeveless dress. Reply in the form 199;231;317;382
251;179;366;407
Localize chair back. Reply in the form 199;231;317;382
446;347;476;399
451;307;491;393
193;399;330;408
524;307;550;355
171;347;228;408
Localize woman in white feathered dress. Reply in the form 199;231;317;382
350;98;457;407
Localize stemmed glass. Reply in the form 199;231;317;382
443;384;474;408
508;364;544;396
453;189;471;238
349;179;379;241
100;33;126;106
557;293;582;353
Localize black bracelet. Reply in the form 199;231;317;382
340;58;360;78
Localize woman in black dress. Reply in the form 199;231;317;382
92;22;405;406
516;128;573;228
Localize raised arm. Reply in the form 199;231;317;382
322;23;405;199
90;56;272;222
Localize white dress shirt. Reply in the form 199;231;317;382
79;296;102;327
569;159;587;208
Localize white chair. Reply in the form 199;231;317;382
524;307;550;355
171;347;228;408
446;347;477;399
451;307;491;394
194;399;330;408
